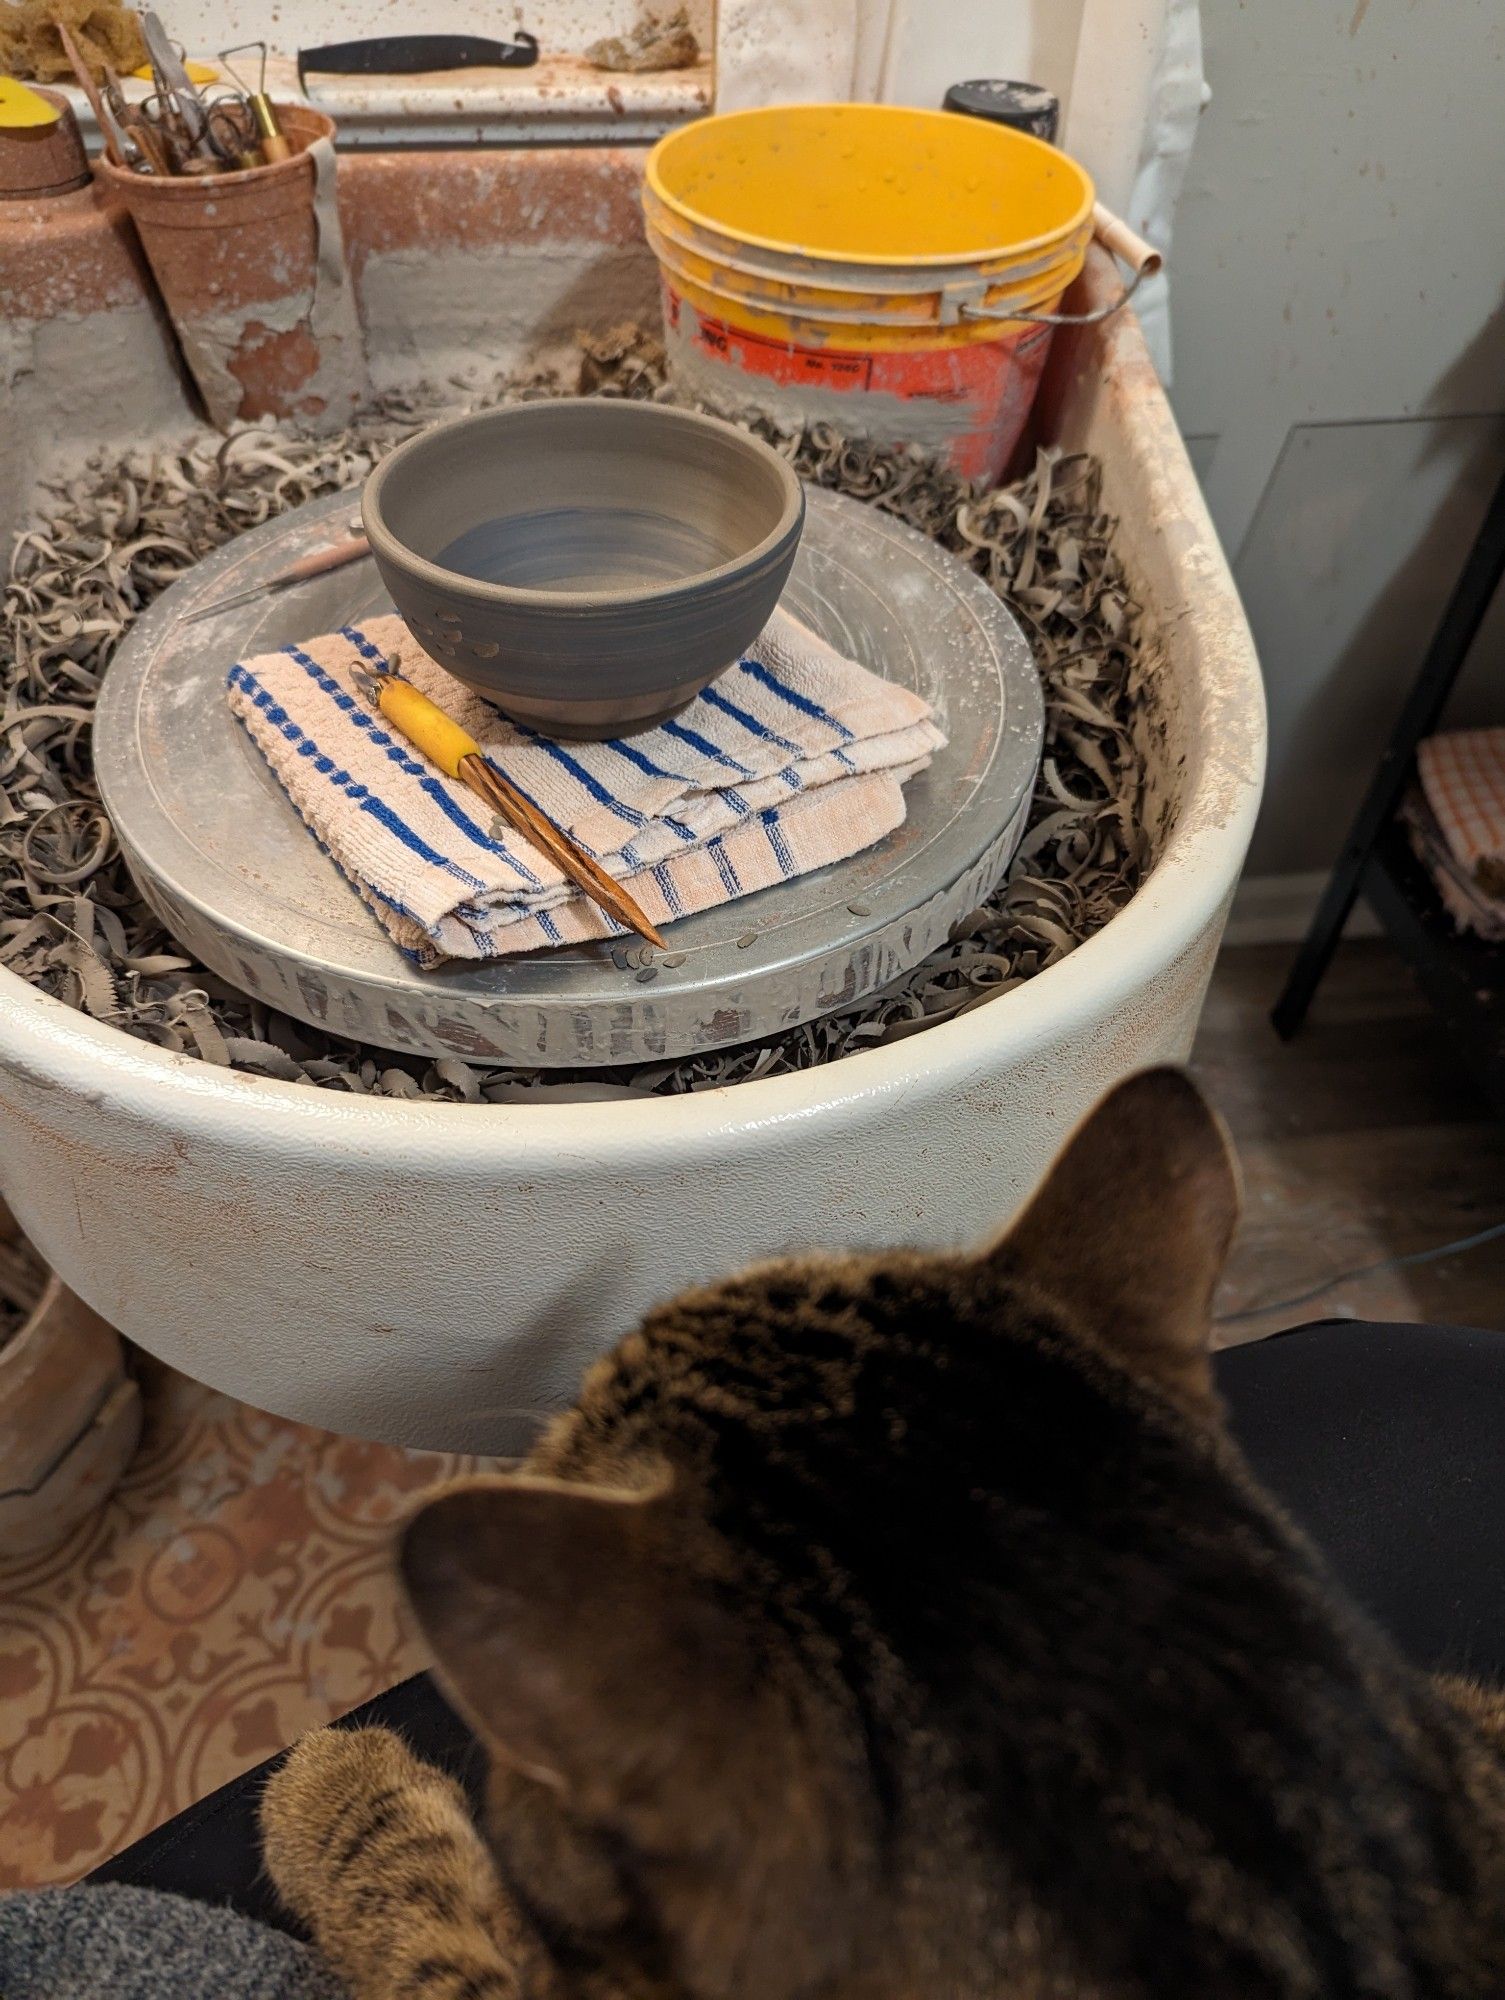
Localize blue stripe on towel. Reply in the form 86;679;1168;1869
706;835;740;896
283;642;543;889
738;657;854;740
230;662;484;894
652;861;682;917
663;717;754;776
525;733;647;831
608;734;676;780
289;755;433;944
340;623;394;667
761;805;795;877
699;683;803;761
600;741;701;843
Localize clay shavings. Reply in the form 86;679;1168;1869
1;339;1152;1103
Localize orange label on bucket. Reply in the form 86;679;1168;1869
665;285;1055;481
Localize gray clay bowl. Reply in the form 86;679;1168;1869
362;399;806;739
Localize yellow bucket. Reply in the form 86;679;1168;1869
644;103;1095;480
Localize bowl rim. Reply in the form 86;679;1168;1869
362;398;806;613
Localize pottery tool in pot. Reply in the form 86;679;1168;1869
51;18;142;167
353;661;666;950
218;41;287;163
139;10;214;158
106;69;176;175
183;526;371;623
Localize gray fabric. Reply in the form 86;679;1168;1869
0;1883;347;2000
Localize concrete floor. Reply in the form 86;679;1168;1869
1;936;1501;1888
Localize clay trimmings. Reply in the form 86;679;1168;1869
1;346;1149;1101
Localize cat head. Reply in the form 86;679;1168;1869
399;1068;1240;2000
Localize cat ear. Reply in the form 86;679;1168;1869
399;1471;760;1805
402;1473;869;1997
989;1067;1240;1417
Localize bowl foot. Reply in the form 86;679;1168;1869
465;671;725;742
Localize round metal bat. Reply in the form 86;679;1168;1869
96;487;1044;1066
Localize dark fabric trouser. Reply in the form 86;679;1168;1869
90;1318;1505;1932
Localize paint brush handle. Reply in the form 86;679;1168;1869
371;676;666;950
183;531;372;623
278;531;371;581
462;756;667;950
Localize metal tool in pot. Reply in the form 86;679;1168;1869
138;10;218;165
218;41;288;164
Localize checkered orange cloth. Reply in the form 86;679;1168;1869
1417;729;1505;900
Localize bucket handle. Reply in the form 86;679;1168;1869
955;204;1162;328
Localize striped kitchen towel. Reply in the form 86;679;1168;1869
1417;728;1505;901
226;609;945;965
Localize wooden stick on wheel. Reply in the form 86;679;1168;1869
367;671;666;950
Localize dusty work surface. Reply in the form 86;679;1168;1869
3;935;1499;1888
2;348;1151;1098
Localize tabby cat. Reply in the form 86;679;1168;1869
262;1068;1505;2000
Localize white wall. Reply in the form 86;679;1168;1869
852;0;1086;128
1169;0;1505;875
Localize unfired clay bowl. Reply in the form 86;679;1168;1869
362;399;805;738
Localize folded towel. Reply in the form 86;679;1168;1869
226;610;945;965
1402;784;1505;942
1418;728;1505;901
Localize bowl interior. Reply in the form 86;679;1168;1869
373;403;796;601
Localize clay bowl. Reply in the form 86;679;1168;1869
362;399;805;738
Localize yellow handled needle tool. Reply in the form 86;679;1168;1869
364;670;666;952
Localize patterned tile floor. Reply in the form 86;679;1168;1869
0;1357;494;1888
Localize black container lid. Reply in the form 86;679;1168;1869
942;79;1060;144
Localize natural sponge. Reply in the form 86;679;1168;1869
0;0;148;83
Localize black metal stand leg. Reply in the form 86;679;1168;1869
1272;462;1505;1039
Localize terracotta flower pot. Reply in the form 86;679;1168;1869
0;1217;140;1559
96;104;366;431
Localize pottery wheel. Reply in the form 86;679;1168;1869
96;487;1043;1066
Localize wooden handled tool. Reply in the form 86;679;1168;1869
184;532;372;623
368;673;666;951
52;18;138;167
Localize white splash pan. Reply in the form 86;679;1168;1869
0;259;1264;1451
